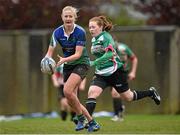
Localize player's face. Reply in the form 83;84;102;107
89;21;103;37
61;10;75;28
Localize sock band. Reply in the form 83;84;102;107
133;90;137;100
86;98;96;104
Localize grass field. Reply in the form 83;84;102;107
0;114;180;134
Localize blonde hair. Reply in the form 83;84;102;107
89;16;113;31
62;6;78;19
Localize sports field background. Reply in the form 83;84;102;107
0;27;180;115
1;114;180;134
0;1;180;134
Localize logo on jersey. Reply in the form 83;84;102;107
91;45;105;54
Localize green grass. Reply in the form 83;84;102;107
0;114;180;134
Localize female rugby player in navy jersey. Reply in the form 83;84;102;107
43;6;100;132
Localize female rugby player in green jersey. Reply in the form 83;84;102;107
86;16;161;117
43;6;99;132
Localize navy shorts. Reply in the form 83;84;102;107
63;64;89;82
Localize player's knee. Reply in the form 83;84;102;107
121;91;134;101
124;97;132;102
63;84;74;97
63;88;73;99
88;86;102;98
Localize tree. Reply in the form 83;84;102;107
0;0;101;29
134;0;180;26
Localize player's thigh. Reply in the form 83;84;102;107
64;73;81;92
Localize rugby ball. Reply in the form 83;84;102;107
40;57;56;74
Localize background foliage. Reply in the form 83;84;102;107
135;0;180;25
0;0;102;29
0;0;179;29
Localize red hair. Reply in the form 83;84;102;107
89;16;113;31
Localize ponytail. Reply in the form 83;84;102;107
99;16;113;31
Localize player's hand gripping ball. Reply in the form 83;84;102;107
41;57;56;74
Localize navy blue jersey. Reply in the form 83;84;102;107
50;24;90;65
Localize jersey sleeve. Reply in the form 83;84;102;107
76;30;86;46
49;31;58;47
104;35;115;52
124;44;134;58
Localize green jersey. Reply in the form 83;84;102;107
91;31;123;76
116;42;134;71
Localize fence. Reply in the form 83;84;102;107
0;26;179;115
